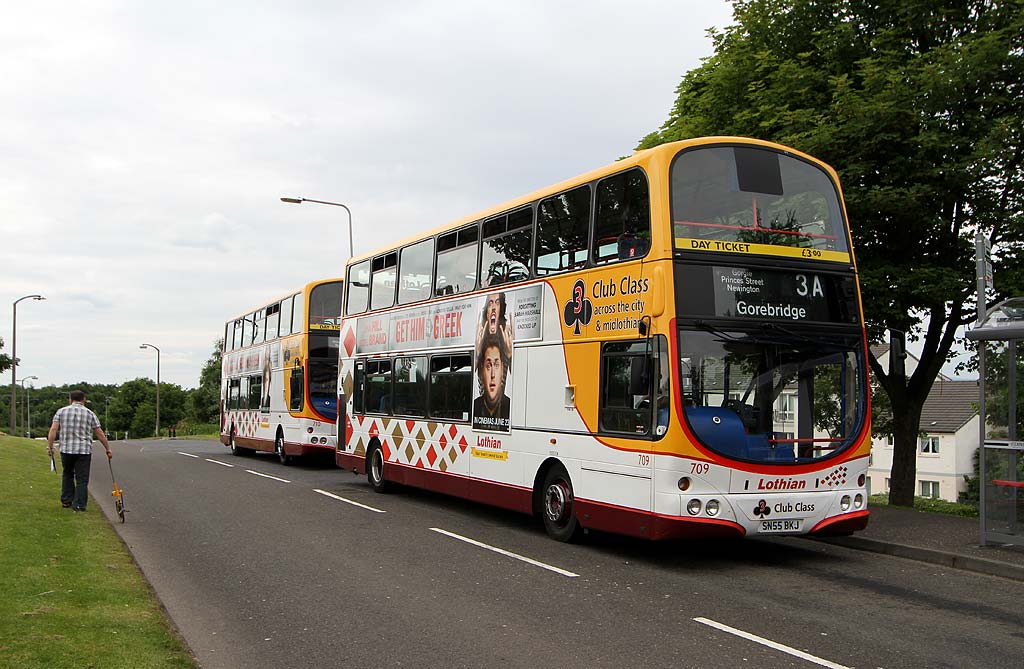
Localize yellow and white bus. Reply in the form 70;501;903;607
221;278;343;463
335;137;870;541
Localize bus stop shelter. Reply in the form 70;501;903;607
967;297;1024;547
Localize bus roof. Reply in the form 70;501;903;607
225;277;343;324
345;136;836;267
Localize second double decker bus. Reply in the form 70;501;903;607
335;137;870;541
221;278;343;463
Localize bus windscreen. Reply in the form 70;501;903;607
679;327;864;464
671;146;849;255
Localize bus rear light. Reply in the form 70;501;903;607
686;499;702;515
321;437;329;445
307;427;314;434
858;474;865;487
677;477;691;492
705;499;720;517
854;494;864;509
840;495;852;511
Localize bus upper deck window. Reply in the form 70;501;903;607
481;207;532;288
370;252;398;311
536;186;589;276
346;261;370;315
434;224;479;297
593;169;650;264
398;239;434;305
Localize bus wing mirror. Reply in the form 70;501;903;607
638;320;649;337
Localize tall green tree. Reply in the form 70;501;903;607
0;337;12;375
190;339;222;424
639;0;1024;505
110;378;154;434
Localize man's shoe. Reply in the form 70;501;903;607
62;502;72;508
72;507;86;513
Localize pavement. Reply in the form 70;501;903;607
810;504;1024;582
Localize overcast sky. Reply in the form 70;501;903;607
1;1;734;389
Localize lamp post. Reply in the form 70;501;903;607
21;375;37;438
280;197;354;259
10;294;45;436
139;344;161;437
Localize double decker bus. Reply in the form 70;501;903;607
335;137;870;541
221;278;343;463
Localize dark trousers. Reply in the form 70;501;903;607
60;452;92;510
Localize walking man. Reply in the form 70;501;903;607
46;390;112;512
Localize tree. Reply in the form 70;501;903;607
131;403;157;439
190;339;222;425
639;0;1024;506
111;378;156;436
0;337;12;376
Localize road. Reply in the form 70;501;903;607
91;438;1024;668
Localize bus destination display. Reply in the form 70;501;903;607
676;264;859;325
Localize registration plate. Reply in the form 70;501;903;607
760;518;802;533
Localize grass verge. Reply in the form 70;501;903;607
0;436;196;669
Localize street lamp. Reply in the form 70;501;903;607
280;197;354;259
10;294;45;436
139;343;161;437
20;375;37;438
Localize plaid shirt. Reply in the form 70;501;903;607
52;402;101;454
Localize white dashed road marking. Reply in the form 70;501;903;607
429;527;579;578
205;458;235;468
314;489;386;513
246;470;291;483
693;618;850;669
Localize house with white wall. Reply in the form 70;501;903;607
867;345;980;503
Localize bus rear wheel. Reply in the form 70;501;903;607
275;430;292;465
541;465;582;542
367;443;391;493
229;429;245;456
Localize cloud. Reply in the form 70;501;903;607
0;1;734;387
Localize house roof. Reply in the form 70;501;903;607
870;344;978;433
919;377;979;433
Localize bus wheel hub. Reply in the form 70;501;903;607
545;482;570;523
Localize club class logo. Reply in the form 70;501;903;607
753;500;771;518
562;279;594;336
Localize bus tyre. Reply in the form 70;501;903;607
367;443;391;493
229;429;244;456
275;430;292;465
541;465;582;542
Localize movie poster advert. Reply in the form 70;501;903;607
470;284;542;432
350;284;544;433
353;284;543;356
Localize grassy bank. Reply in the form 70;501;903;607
0;436;195;668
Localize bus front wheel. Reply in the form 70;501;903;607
541;465;582;542
367;443;391;493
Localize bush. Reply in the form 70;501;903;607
868;493;978;518
173;421;219;437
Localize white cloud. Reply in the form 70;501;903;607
0;0;734;388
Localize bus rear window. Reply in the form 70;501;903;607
671;146;849;255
